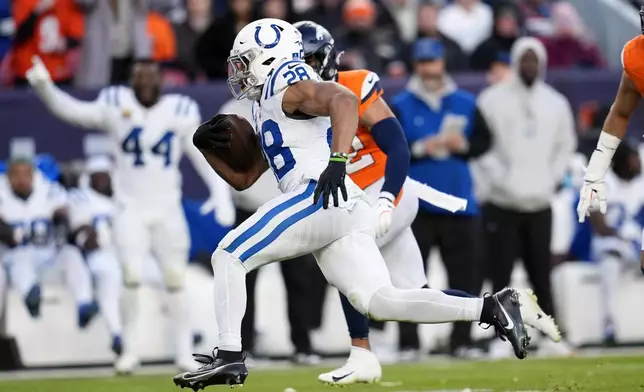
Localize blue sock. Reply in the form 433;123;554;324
442;289;475;298
340;293;369;340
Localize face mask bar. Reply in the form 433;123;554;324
227;49;262;100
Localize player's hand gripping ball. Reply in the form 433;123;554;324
193;114;259;172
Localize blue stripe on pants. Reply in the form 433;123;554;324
239;201;323;262
224;181;316;254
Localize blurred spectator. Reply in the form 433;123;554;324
172;0;211;81
258;0;295;21
485;52;511;85
414;0;468;72
475;37;576;356
470;5;520;71
195;0;255;80
74;0;153;88
538;2;604;69
391;38;490;357
297;0;344;34
11;0;84;86
438;0;493;54
519;0;554;36
0;0;12;61
147;12;177;63
380;0;418;43
334;0;406;77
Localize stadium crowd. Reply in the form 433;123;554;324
0;0;605;88
0;0;643;375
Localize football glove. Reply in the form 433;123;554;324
375;192;395;238
314;153;349;209
193;114;233;150
577;180;606;223
25;56;52;88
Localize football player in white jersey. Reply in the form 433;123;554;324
67;155;124;356
0;158;97;326
25;58;234;372
589;142;644;344
173;18;530;390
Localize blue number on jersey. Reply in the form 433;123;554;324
151;131;175;167
606;203;626;230
284;66;310;86
11;219;52;246
260;120;296;180
121;128;175;167
122;127;144;166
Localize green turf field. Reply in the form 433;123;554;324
2;356;643;392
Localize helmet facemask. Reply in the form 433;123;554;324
227;48;264;101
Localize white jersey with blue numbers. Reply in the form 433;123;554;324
0;173;67;248
94;87;201;206
592;171;644;262
68;187;117;249
255;59;358;195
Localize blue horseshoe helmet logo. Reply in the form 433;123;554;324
254;24;282;49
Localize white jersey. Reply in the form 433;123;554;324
0;173;67;247
68;187;117;248
592;170;644;262
92;87;201;205
255;59;344;194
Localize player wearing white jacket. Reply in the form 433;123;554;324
25;57;234;373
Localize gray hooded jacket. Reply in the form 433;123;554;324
473;37;577;212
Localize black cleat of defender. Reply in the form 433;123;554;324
488;288;531;359
173;349;248;391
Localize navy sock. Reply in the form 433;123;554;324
442;289;475;298
340;293;370;340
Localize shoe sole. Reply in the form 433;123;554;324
174;373;247;391
520;289;562;343
319;376;381;386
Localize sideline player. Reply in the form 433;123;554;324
173;18;530;390
0;158;97;325
25;58;235;372
67;155;124;356
589;142;644;344
577;7;644;276
295;21;561;384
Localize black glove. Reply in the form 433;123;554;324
314;154;349;209
193;114;233;150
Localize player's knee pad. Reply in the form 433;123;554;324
121;264;143;289
211;249;248;276
364;285;401;322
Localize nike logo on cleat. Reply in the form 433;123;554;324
537;313;543;320
332;372;354;382
498;300;515;330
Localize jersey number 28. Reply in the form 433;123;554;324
122;127;175;167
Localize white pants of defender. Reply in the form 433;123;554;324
367;177;427;290
219;180;404;313
113;201;190;289
2;244;93;304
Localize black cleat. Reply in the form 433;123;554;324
173;349;248;391
485;288;530;359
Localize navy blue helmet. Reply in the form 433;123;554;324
293;21;342;81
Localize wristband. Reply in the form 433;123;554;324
330;152;349;163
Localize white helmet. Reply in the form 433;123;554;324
227;18;304;100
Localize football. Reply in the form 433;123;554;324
211;114;260;172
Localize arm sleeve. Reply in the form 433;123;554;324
182;99;234;204
371;117;410;198
32;81;109;130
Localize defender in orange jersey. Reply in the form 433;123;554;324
578;6;644;276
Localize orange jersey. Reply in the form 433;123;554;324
623;35;644;94
337;69;387;190
11;0;84;81
147;12;177;62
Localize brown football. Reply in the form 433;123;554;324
214;114;260;172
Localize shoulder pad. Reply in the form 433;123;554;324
97;86;126;108
264;60;321;100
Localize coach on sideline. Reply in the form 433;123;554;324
474;37;576;353
391;38;492;358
